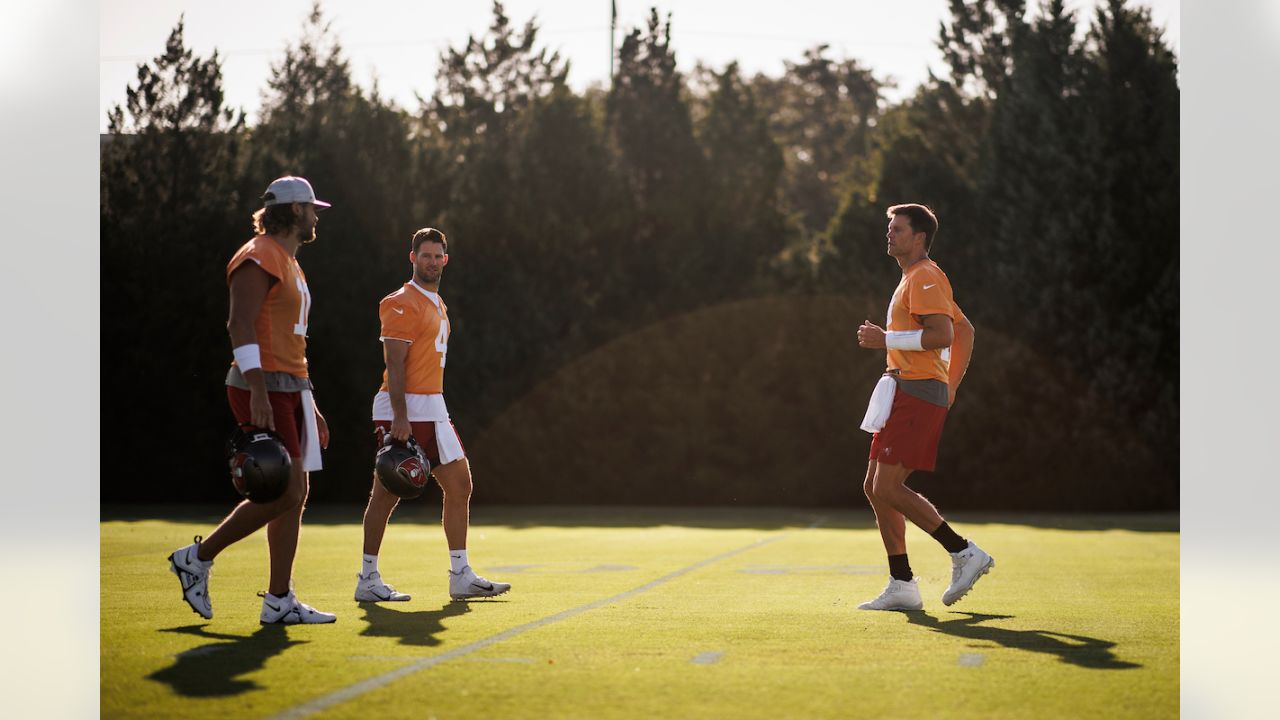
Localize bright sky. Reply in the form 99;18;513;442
99;0;1179;132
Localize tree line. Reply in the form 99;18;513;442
101;0;1178;510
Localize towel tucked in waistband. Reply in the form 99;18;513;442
860;374;897;434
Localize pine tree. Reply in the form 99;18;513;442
696;62;788;296
606;8;708;309
101;17;247;499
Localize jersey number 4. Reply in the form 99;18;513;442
434;318;449;368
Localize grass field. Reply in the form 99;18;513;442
101;506;1178;719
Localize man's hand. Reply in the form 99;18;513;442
858;320;887;349
390;415;412;443
948;384;957;408
315;406;330;449
250;388;276;431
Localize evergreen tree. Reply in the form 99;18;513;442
607;8;708;310
101;17;247;500
754;47;885;239
696;62;788;296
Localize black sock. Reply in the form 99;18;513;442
888;554;913;581
931;521;969;554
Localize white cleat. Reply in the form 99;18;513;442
354;571;411;602
259;590;337;624
168;536;213;620
449;566;511;601
942;541;995;606
858;577;924;611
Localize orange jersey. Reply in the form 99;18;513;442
379;282;450;394
885;258;961;383
226;235;311;378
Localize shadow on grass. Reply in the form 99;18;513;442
148;624;305;697
101;504;1178;533
358;600;471;647
904;611;1141;670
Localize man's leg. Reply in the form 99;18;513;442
433;458;473;552
255;464;335;624
265;463;309;596
198;461;307;561
362;470;402;556
857;459;922;611
354;469;412;602
871;460;994;606
863;459;907;556
435;457;510;600
170;459;307;620
869;461;945;533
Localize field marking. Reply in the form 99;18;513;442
691;651;724;665
738;564;881;575
958;653;986;667
271;535;786;720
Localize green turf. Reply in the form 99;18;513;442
101;506;1178;719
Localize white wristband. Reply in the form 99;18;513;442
885;330;924;351
233;343;262;372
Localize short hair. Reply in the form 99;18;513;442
886;203;939;250
251;203;305;237
411;227;448;254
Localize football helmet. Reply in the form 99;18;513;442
226;425;291;503
375;433;432;499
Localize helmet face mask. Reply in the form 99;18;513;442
375;433;433;499
226;425;292;503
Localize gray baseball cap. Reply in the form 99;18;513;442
261;176;331;209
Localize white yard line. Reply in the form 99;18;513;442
271;534;788;720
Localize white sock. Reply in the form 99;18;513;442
362;553;379;576
449;549;470;574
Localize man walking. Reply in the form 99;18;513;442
855;203;992;611
168;176;337;624
355;227;511;603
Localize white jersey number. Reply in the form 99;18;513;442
293;276;312;336
434;318;449;368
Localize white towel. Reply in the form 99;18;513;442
434;421;467;465
300;389;323;472
860;375;897;434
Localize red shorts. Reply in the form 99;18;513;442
373;421;466;465
227;386;304;457
868;389;949;472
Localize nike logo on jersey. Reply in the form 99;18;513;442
923;284;937;290
393;307;405;314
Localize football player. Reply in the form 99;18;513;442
855;203;993;610
167;177;337;624
355;227;510;602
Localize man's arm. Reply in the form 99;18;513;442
227;263;275;430
383;339;412;442
857;314;953;350
946;311;975;407
918;313;953;350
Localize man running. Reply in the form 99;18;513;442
855;203;993;611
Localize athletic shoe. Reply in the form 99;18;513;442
942;541;995;606
259;590;337;624
168;536;213;620
857;577;924;611
354;571;411;602
449;566;511;600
